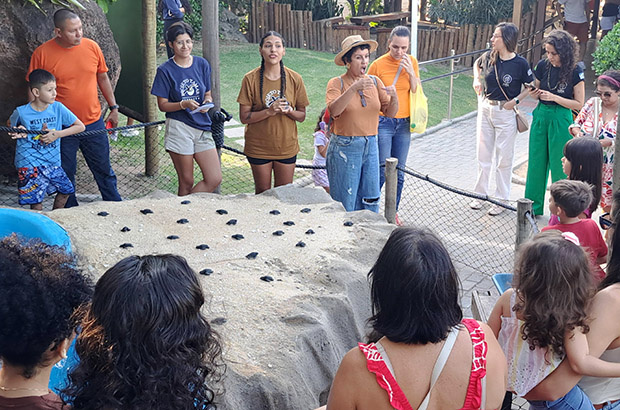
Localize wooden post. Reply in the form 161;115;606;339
532;0;546;64
515;198;534;250
513;0;523;27
143;0;159;177
384;157;398;224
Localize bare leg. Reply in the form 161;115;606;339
272;161;295;187
53;193;69;210
250;162;274;194
192;148;222;193
168;151;196;196
30;203;43;211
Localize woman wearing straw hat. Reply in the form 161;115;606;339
326;35;398;213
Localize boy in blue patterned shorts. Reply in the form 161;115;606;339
9;69;85;210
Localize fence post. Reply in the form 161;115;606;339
143;0;159;177
447;49;455;120
515;197;534;250
384;157;398;224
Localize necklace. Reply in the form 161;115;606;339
0;385;48;393
172;55;192;68
545;62;561;91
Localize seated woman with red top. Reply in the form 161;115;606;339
325;227;507;410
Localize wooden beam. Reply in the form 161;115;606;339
142;0;159;176
513;0;523;27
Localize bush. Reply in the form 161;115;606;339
593;22;620;75
427;0;535;25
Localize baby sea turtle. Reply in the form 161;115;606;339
199;268;213;276
344;221;354;227
211;317;227;325
260;275;274;282
226;219;237;225
283;221;295;226
196;244;210;250
272;230;285;236
97;211;109;217
140;209;153;215
119;243;133;249
177;218;189;224
305;229;315;235
246;252;258;259
167;235;180;240
300;208;311;213
181;200;191;205
231;234;244;240
296;241;306;248
216;209;228;215
120;226;131;232
269;210;281;215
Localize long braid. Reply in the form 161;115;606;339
279;60;286;102
259;58;265;108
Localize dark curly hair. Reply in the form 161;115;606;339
512;231;593;358
0;234;93;378
368;227;463;344
62;255;224;410
544;30;578;87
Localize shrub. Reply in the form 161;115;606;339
593;22;620;75
427;0;535;26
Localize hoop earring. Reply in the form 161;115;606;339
346;62;351;69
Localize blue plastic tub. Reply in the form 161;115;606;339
0;208;71;252
492;273;513;295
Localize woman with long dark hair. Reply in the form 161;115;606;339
327;227;507;409
525;29;585;216
62;255;223;410
237;31;309;194
471;22;533;216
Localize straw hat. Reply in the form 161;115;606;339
334;35;378;66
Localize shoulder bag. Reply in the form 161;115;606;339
494;64;529;133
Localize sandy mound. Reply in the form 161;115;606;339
46;186;395;410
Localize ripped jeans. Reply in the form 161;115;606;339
326;134;380;213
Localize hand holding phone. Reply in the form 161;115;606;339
524;83;537;91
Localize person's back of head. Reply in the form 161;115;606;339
368;227;462;345
563;138;603;214
513;230;593;356
550;179;593;218
64;254;222;410
0;234;92;380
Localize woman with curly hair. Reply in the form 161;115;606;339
489;231;620;409
525;30;585;216
0;235;93;409
62;254;223;410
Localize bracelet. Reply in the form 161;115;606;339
179;101;184;109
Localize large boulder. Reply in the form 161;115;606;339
0;2;121;178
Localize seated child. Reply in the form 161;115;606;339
0;234;93;409
542;179;608;281
9;69;85;210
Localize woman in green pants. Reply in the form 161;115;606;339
525;30;585;216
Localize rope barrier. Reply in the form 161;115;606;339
524;210;541;234
0;121;165;138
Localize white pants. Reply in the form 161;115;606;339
473;98;518;201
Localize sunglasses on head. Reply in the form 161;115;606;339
595;91;614;98
600;212;614;230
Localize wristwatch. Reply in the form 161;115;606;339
513;98;520;105
109;104;119;110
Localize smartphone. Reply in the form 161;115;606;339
524;83;537;91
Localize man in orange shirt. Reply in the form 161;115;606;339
368;26;419;224
27;8;121;207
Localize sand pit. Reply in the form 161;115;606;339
44;186;395;409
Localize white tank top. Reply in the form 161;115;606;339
579;347;620;404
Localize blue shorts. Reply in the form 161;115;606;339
17;166;75;205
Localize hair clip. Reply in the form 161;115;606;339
319;121;327;132
561;231;580;246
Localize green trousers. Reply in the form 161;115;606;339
524;103;573;215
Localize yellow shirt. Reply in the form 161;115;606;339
368;53;420;118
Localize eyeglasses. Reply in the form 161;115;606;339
600;212;614;230
595;91;614;98
358;90;367;107
174;39;193;47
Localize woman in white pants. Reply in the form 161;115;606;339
471;22;533;215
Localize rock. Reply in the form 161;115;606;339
0;2;120;178
219;9;248;43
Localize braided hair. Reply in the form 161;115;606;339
259;31;287;108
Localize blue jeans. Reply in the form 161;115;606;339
326;134;380;213
599;401;620;410
528;385;594;410
378;116;411;210
61;118;121;207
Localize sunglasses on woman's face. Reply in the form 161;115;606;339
600;212;614;230
595;91;614;98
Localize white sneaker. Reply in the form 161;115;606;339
488;204;504;216
469;200;483;210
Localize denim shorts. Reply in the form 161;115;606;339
528;385;594;410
